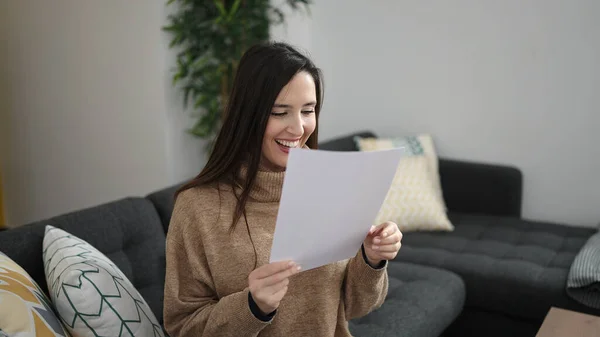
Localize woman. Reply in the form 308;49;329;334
163;41;403;337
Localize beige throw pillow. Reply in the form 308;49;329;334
355;134;453;232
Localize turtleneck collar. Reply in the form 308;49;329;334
251;168;285;202
233;144;310;202
235;144;310;203
236;165;285;203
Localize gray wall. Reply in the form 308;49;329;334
306;0;600;227
1;1;173;226
0;0;301;227
2;0;598;228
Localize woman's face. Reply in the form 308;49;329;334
261;71;317;171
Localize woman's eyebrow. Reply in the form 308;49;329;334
273;101;316;108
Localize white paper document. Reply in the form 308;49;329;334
269;147;406;272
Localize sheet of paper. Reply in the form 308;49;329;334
269;147;406;272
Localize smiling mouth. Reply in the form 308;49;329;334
275;139;300;148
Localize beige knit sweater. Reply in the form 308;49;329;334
163;167;389;337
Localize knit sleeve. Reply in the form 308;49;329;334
342;245;389;320
163;192;272;337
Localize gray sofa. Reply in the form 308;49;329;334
0;130;597;337
319;131;600;337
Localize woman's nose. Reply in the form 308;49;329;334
287;113;304;136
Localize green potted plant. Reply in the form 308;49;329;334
164;0;312;150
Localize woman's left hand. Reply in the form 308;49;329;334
363;221;402;266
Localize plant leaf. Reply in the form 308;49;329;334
214;1;227;17
227;0;242;21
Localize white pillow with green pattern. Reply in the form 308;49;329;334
42;226;164;337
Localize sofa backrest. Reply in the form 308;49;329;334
316;130;523;217
0;197;167;323
146;184;179;234
318;130;376;151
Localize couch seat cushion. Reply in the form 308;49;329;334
394;213;600;322
349;262;465;337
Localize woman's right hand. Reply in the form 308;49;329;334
248;261;301;315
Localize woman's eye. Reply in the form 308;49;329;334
271;112;286;116
302;110;315;114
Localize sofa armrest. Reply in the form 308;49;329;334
439;158;523;217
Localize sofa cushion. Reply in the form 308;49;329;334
42;226;164;336
354;134;445;207
0;197;166;324
349;262;465;337
354;134;453;232
394;213;600;322
0;251;71;336
566;229;600;309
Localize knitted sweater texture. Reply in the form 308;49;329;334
163;167;389;337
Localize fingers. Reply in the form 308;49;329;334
249;261;299;314
272;283;289;298
260;264;301;287
250;278;290;314
379;222;398;237
253;260;297;279
373;230;402;245
374;251;399;260
368;222;402;255
369;222;387;236
372;241;402;253
369;221;397;238
263;277;289;295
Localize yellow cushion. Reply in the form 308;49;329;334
355;134;453;232
0;251;71;336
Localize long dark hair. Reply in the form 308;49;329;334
176;41;324;231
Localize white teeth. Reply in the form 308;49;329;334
276;139;300;148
